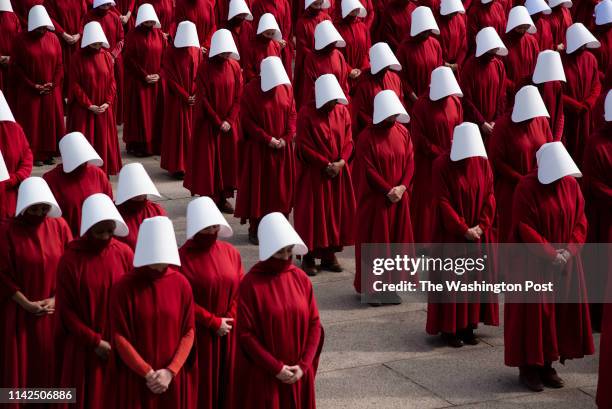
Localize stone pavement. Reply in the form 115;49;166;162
32;146;601;409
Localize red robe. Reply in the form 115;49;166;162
294;8;329;97
55;238;133;409
545;6;572;48
336;16;371;92
235;81;296;224
410;96;463;244
174;0;217;49
0;10;20;94
598;275;612;408
13;0;44;28
504;173;594;367
396;35;443;106
242;34;282;83
536;81;565;141
123;25;166;155
533;14;554;51
561;49;601;167
225;17;253;61
593;24;611;89
460;54;507;127
117;200;167;250
184;57;242;200
0;122;32;220
350;68;404;138
438;12;468;68
116;0;136;30
234;260;323;409
136;0;174;31
467;1;507;48
160;46;202;174
67;48;121;176
179;238;244;409
11;30;65;161
488;115;552;240
0;217;72;396
294;103;356;251
107;266;197;409
353;122;414;293
426;155;499;335
298;47;350;108
375;0;416;51
503;31;540;100
43;164;114;237
252;0;294;80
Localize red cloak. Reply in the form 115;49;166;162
11;30;65;161
0;10;20;94
233;261;323;409
184;57;243;200
488;115;552;241
252;0;294;80
107;266;197;409
504;173;595;367
116;0;136;30
396;35;443;106
410;95;463;244
438;12;468;68
503;31;540;100
353;122;414;293
117;200;167;250
235;81;296;224
467;1;507;48
593;25;611;84
298;47;350;108
536;81;565;141
225;17;253;62
55;238;133;409
426;155;499;335
174;0;217;49
179;239;244;409
242;34;282;83
123;25;167;155
136;0;174;31
294;8;330;97
545;7;572;48
67;48;121;176
0;217;72;397
0;122;32;220
160;46;202;174
533;14;554;50
336;16;371;92
13;0;43;28
294;103;356;251
375;0;416;51
43;164;114;237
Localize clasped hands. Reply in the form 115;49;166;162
145;368;174;394
325;160;345;178
464;226;483;241
387;185;406;203
275;364;304;385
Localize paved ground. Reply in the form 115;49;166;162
32;137;601;409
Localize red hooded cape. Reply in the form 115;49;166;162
503;32;540;101
438;12;468;68
536;81;565;141
397;34;444;101
460;54;507;127
336;17;371;92
242;33;281;83
0;122;32;220
252;0;294;80
298;47;350;108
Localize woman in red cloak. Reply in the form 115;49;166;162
123;4;167;157
525;0;554;50
115;163;167;250
353;90;414;301
117;0;136;31
336;0;370;92
532;50;566;140
160;21;202;178
136;0;174;31
234;212;323;409
489;85;552;241
107;216;197;409
562;23;601;167
410;66;463;244
184;29;243;212
0;92;32;220
467;0;507;49
224;0;254;59
396;6;443;109
426;122;498;347
375;0;416;51
179;197;244;409
252;0;294;80
55;194;133;409
504;142;594;392
242;13;282;83
0;177;73;398
295;74;356;276
67;22;122;176
437;0;467;73
350;42;403;138
0;1;20;94
545;0;572;50
235;56;296;244
460;27;507;141
593;1;611;84
174;0;217;51
13;0;43;28
11;5;65;165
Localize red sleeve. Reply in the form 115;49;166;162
199;91;223;127
562;94;584;113
105;59;117;105
435;160;469;237
166;327;195;375
518;222;558;260
362;144;393;194
166;77;191;102
295;115;331;167
585;67;601;108
53;41;64;85
194;303;222;331
47;3;67;35
282;92;297;143
478;164;496;231
567;185;587;256
114;333;153;377
7;133;33;188
297;282;322;374
241;92;273;144
69;62;93;108
340;117;354;162
411;112;445;158
11;57;38;91
488;127;523;183
227;65;243;123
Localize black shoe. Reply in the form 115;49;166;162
248;233;259;245
43;157;55;165
301;254;318;277
320;254;343;272
540;364;564;389
519;366;544;392
459;328;479;345
171;171;185;180
219;199;234;214
34;160;44;167
441;333;464;348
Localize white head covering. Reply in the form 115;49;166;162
411;6;439;36
314;20;346;50
174;21;200;48
525;0;552;15
28;5;54;32
115;163;161;205
257;212;307;261
209;28;240;59
0;150;9;182
511;85;549;122
305;0;331;9
15;177;61;217
81;21;110;48
93;0;116;8
260;56;291;91
315;74;348;108
595;0;612;25
186;196;233;240
481;0;493;4
605;89;612;122
566;23;601;54
0;91;15;122
532;50;566;83
429;66;463;101
450;122;488;161
373;89;410;124
80;193;129;237
536;142;581;184
133;216;181;267
369;42;401;74
440;0;465;15
0;0;13;12
341;0;367;18
257;13;282;40
548;0;572;8
228;0;253;20
475;26;508;57
59;132;103;173
135;3;161;28
506;6;537;33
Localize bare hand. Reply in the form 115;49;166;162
200;46;208;54
556;43;565;51
216;317;234;336
220;121;231;132
481;122;494;135
386;185;406;203
146;369;173;394
269;137;282;148
553;252;568;268
464;227;480;241
0;56;9;66
276;365;294;383
188;95;196;106
145;74;160;84
349;68;361;79
278;39;287;49
38;297;55;315
98;103;110;113
325;160;344;178
285;365;304;384
21;300;45;314
410;92;418;102
95;339;112;359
